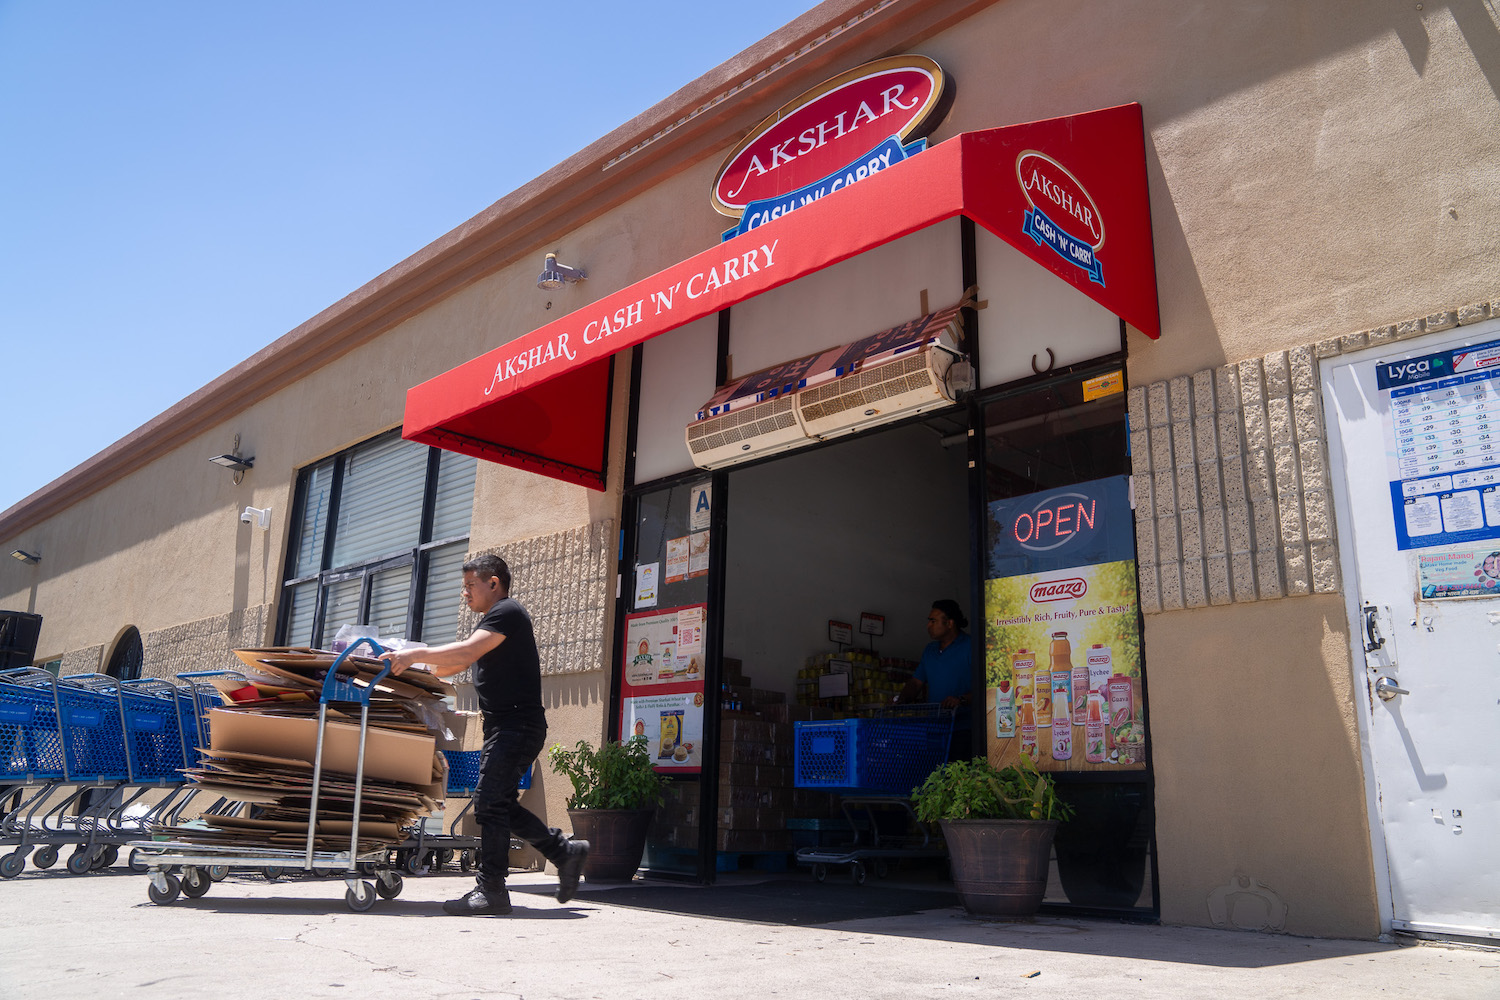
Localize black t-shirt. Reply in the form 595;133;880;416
472;597;544;717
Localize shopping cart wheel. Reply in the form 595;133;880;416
262;866;284;882
33;846;58;869
874;861;890;879
94;846;120;870
206;865;229;882
181;867;211;898
402;852;429;876
436;848;455;869
127;848;150;874
345;881;377;912
459;850;474;873
148;874;181;904
812;863;828;883
375;873;403;900
0;853;24;879
66;848;94;875
850;862;867;885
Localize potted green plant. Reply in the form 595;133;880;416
548;736;665;882
911;754;1074;919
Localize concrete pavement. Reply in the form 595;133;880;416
0;863;1494;1000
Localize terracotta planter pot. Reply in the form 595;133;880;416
566;808;655;882
940;818;1059;919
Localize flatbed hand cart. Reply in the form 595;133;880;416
131;638;407;911
791;704;954;885
390;752;536;875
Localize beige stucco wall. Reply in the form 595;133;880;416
1145;594;1377;938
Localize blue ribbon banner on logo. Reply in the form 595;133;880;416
1022;207;1105;286
721;135;927;241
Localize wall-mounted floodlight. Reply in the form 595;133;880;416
537;252;586;290
210;434;255;484
9;549;40;565
209;453;254;472
239;506;271;530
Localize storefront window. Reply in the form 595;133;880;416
980;369;1155;914
625;478;715;876
277;431;477;648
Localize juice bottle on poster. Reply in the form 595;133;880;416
1039;635;1066;726
1012;650;1035;707
1108;673;1133;759
994;680;1015;738
1070;649;1090;726
1050;670;1072;760
1084;693;1107;763
1087;644;1113;699
1018;696;1037;758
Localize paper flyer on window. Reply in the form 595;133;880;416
619;604;707;773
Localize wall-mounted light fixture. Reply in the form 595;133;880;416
537;252;586;290
9;549;40;565
239;506;271;530
210;434;255;484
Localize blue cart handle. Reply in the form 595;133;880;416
324;637;393;704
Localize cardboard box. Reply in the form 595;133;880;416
209;707;437;787
435;710;482;752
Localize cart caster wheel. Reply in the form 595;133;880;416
375;873;403;899
148;874;181;904
262;866;283;882
181;867;211;898
436;848;454;869
812;863;828;883
459;850;474;873
66;848;94;875
0;853;24;879
402;853;428;876
851;862;867;885
346;881;377;912
93;845;120;870
206;864;229;882
33;846;59;870
127;848;150;874
874;861;890;879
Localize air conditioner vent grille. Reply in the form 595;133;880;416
798;353;937;423
686;395;799;455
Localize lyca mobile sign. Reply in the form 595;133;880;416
711;55;950;224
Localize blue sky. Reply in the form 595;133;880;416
0;1;815;513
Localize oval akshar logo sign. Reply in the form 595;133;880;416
712;55;949;218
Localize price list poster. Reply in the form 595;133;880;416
1380;337;1500;551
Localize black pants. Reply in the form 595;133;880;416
474;708;564;886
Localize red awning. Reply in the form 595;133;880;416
404;102;1158;490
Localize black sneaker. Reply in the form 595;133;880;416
442;882;512;915
555;839;590;903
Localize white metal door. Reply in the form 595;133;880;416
1324;321;1500;939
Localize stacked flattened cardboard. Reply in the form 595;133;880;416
154;647;452;855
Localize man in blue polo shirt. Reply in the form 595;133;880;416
894;599;973;759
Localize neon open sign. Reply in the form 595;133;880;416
1010;492;1098;552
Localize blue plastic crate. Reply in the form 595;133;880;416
0;676;66;780
441;749;533;794
793;713;952;795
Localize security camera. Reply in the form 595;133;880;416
240;506;271;529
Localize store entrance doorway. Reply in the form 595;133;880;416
719;414;971;877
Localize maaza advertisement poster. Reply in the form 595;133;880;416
984;475;1146;772
619;605;707;774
